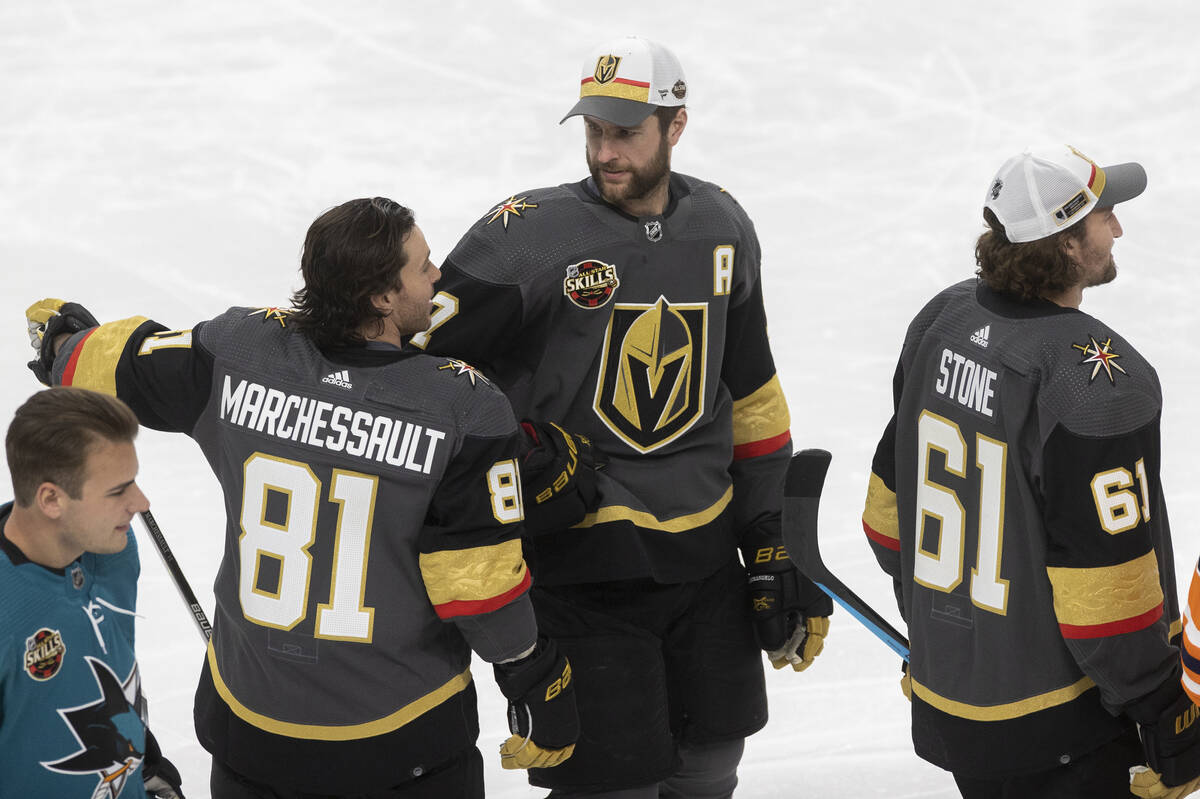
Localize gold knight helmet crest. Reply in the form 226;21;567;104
594;54;621;85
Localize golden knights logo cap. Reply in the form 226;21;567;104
561;36;687;127
984;144;1146;243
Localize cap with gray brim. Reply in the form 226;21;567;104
561;36;687;127
983;145;1147;243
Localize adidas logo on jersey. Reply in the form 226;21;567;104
322;369;353;389
970;324;991;348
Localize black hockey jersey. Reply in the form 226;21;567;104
862;279;1182;777
414;174;792;584
52;307;539;791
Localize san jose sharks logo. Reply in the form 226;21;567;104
593;296;707;453
41;656;145;798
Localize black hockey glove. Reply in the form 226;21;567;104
25;298;99;385
143;728;185;798
1129;681;1200;798
743;530;832;672
492;637;578;770
519;421;599;536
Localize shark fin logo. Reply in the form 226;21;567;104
41;656;145;798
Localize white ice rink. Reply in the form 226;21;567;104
3;2;1200;796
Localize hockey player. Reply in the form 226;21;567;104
409;36;831;797
24;197;581;798
862;145;1200;798
0;387;184;798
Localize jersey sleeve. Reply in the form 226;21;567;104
52;317;214;433
1041;415;1180;713
725;257;793;545
417;411;537;663
1183;558;1200;703
862;361;905;616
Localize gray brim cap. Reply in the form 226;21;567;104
1096;161;1148;208
560;96;657;127
561;36;687;128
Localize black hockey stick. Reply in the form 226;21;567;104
782;449;910;662
138;510;213;643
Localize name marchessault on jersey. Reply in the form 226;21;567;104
218;375;446;473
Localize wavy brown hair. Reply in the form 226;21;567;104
974;208;1087;301
289;197;416;349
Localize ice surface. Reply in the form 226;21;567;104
3;2;1198;796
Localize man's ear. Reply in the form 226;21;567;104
35;482;67;520
667;107;688;146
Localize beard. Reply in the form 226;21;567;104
1083;256;1118;288
587;134;671;209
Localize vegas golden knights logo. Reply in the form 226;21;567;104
593;296;707;453
594;55;621;85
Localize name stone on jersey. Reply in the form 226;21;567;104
934;348;998;418
219;375;446;473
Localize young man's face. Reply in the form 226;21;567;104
56;439;148;558
387;224;442;338
584;111;684;211
1067;207;1122;288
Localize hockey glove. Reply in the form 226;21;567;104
1131;687;1200;794
25;298;99;385
743;532;833;672
519;421;599;536
143;728;185;798
493;637;578;770
1130;766;1200;799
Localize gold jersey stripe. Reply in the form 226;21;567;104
1046;550;1164;627
419;539;527;607
574;486;732;533
579;76;650;103
731;375;791;446
206;642;471;739
911;673;1095;721
862;472;900;540
63;316;150;396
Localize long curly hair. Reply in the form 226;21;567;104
974;208;1086;301
289;197;416;349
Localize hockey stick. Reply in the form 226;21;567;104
137;510;213;643
782;449;910;662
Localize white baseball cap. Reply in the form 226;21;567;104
983;145;1147;243
561;36;687;127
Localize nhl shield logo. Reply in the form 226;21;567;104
593;296;707;453
594;54;621;84
25;628;66;681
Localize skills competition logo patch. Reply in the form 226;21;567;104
564;260;620;309
42;656;145;799
593;296;707;453
24;628;66;681
485;195;538;230
1072;335;1127;383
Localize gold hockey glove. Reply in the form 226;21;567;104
25;298;99;385
743;529;833;672
1130;680;1200;795
519;421;599;535
493;637;578;770
1130;766;1200;799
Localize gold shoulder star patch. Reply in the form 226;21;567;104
1072;335;1127;383
438;358;491;386
485;195;538;230
249;307;292;327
